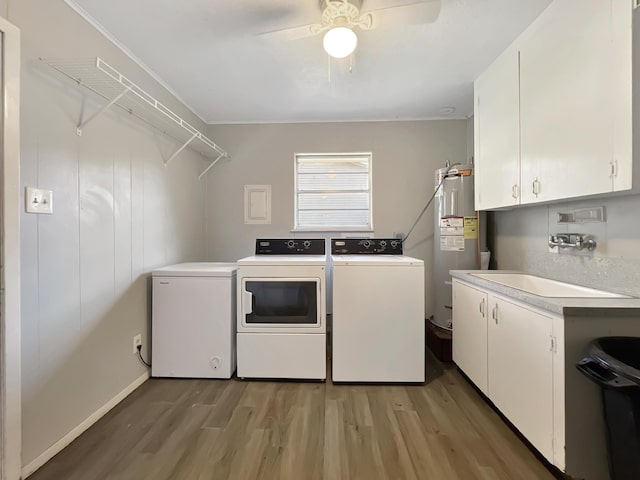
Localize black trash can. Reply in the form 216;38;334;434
577;337;640;480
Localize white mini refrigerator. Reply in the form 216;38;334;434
152;262;237;378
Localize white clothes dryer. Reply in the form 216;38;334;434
331;239;425;383
236;239;327;380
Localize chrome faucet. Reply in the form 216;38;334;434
548;233;597;251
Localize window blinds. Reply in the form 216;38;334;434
295;153;372;230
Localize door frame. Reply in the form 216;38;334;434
0;15;21;480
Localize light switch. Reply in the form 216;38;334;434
25;187;53;214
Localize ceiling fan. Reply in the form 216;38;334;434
260;0;442;58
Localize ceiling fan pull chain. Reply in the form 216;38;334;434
328;53;332;83
349;54;353;73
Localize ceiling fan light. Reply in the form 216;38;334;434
323;27;358;58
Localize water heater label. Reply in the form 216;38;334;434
440;216;464;233
440;216;465;251
464;216;478;239
440;236;465;251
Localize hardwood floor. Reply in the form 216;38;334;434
29;353;556;480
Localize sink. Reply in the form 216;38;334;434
470;273;630;298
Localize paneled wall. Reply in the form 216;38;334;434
206;121;469;315
12;0;209;468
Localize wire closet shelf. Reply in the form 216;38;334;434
41;57;229;179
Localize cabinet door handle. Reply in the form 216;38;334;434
492;304;498;324
532;178;540;197
511;184;518;199
479;298;485;317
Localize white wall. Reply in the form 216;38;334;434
12;0;210;469
206;120;468;314
490;193;640;296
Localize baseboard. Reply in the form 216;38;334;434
21;371;150;478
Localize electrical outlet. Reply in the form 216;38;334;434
133;334;142;354
25;187;53;214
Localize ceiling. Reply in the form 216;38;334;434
67;0;552;124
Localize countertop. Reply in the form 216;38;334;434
450;270;640;317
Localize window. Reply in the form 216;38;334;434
294;153;372;231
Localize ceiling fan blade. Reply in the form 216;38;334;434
258;23;324;41
366;1;441;29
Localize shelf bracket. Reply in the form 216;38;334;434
164;133;198;167
199;153;226;180
42;57;230;177
76;86;132;136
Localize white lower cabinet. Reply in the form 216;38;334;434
452;278;640;479
487;295;554;462
453;280;560;468
452;281;489;394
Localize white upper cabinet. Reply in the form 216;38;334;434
520;0;617;203
612;0;633;192
474;46;521;210
474;0;634;210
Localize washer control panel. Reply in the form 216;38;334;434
255;238;326;255
331;238;403;255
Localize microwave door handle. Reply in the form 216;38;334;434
243;290;253;315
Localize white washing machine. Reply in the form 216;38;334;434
237;239;326;380
152;262;237;378
331;239;425;383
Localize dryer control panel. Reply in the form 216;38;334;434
255;238;326;255
331;238;403;255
